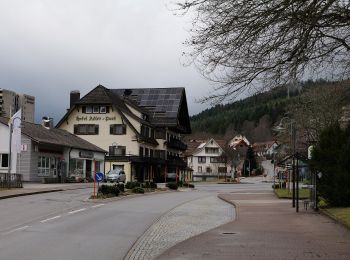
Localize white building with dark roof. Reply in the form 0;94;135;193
56;85;191;183
0;116;106;182
186;138;228;181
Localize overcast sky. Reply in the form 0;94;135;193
0;0;214;123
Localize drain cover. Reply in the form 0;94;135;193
222;232;236;235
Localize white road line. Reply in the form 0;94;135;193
5;225;30;235
40;215;61;223
68;208;87;215
91;204;105;208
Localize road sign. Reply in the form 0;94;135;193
95;172;104;183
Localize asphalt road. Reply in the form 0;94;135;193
0;182;272;260
0;188;208;260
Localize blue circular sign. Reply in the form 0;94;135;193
95;172;104;183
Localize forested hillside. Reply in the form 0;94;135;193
189;80;335;142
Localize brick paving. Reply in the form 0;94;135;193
125;196;234;260
158;191;350;260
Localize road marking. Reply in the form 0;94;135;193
68;208;87;215
91;204;105;208
5;225;30;235
40;215;61;223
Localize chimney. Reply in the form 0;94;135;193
42;116;54;129
70;90;80;108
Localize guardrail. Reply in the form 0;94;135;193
0;173;23;188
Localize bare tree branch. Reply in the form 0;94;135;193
176;0;350;103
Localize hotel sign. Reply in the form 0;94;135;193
76;116;116;122
79;151;94;158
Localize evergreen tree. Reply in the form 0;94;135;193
311;123;350;207
243;146;257;176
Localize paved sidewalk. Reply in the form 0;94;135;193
158;191;350;260
126;196;234;260
0;183;93;199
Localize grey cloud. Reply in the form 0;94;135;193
0;0;212;123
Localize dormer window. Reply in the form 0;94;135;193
100;106;106;113
93;105;99;113
86;106;92;114
83;105;109;114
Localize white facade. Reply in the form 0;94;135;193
188;139;228;181
0;121;18;174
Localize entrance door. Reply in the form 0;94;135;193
86;160;92;180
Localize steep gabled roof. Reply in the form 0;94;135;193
0;116;106;153
186;138;226;156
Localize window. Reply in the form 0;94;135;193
155;128;166;139
154;150;166;159
86;106;92;114
69;158;84;177
210;157;219;163
145;148;149;157
1;153;9;168
218;167;227;173
109;146;126;156
198;156;206;163
83;105;109;114
206;166;211;173
110;124;126;135
93;105;99;113
150;149;154;158
100;106;106;113
205;147;219;154
141;125;150;137
198;166;202;173
38;156;58;177
139;147;144;157
74;124;99;135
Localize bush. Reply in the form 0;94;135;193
141;182;157;189
311;123;350;207
98;184;120;196
177;180;184;187
166;182;178;190
132;187;145;194
272;183;280;189
116;183;125;192
125;181;141;189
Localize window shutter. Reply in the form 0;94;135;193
123;125;126;134
109;146;114;155
94;125;99;135
74;125;78;134
106;106;110;113
110;125;114;135
82;106;86;113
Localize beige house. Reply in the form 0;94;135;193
56;85;191;182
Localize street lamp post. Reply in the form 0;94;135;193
274;116;298;212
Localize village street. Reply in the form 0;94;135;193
0;182;269;260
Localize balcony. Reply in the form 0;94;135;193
166;138;187;151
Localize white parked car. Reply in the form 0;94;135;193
105;169;126;183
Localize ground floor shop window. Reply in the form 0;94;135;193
69;159;84;178
38;156;59;177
